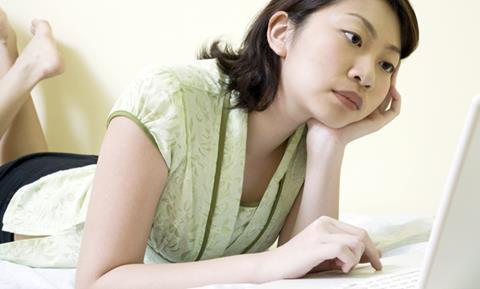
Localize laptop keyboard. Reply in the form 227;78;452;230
338;268;420;289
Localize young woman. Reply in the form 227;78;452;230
0;0;419;288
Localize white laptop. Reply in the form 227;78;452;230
338;95;480;289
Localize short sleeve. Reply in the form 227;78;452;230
106;68;186;171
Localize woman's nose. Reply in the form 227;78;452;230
348;60;375;89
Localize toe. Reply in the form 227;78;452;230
31;19;52;36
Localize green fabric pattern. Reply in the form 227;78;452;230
0;59;307;267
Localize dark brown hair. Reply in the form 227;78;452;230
198;0;419;112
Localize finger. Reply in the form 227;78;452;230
381;87;402;123
318;233;365;262
378;62;400;116
310;260;336;272
311;258;346;273
391;62;401;87
360;247;382;263
322;243;358;273
323;219;382;271
378;94;392;113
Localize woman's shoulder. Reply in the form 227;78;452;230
136;58;226;96
110;58;229;126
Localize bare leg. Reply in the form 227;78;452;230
0;9;63;165
0;11;63;241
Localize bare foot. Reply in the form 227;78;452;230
0;8;18;69
14;19;64;84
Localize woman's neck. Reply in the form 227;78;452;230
246;89;308;159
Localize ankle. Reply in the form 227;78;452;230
4;61;39;93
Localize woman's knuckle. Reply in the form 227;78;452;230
358;229;368;239
353;235;363;244
359;241;366;251
315;216;332;229
319;215;332;223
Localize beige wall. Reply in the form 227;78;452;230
1;0;478;215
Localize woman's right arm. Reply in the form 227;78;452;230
75;116;380;289
74;116;271;289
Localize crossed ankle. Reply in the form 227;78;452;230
5;60;42;92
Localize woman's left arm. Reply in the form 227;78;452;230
278;66;402;246
278;131;345;246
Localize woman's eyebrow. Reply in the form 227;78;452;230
346;12;401;56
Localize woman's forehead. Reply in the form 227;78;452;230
306;0;401;47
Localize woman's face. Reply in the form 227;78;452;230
279;0;401;128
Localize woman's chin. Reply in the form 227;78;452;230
311;108;355;129
320;118;350;129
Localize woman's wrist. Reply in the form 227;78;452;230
306;129;347;156
255;249;285;283
306;120;349;149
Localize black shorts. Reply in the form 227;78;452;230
0;152;98;244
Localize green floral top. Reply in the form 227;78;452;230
0;59;307;268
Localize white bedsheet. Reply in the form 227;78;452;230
0;213;433;289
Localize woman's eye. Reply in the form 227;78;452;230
379;61;395;73
344;31;362;47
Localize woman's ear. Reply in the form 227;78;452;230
267;11;291;58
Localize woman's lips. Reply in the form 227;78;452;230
333;90;363;110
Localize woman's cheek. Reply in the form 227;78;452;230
377;83;391;103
